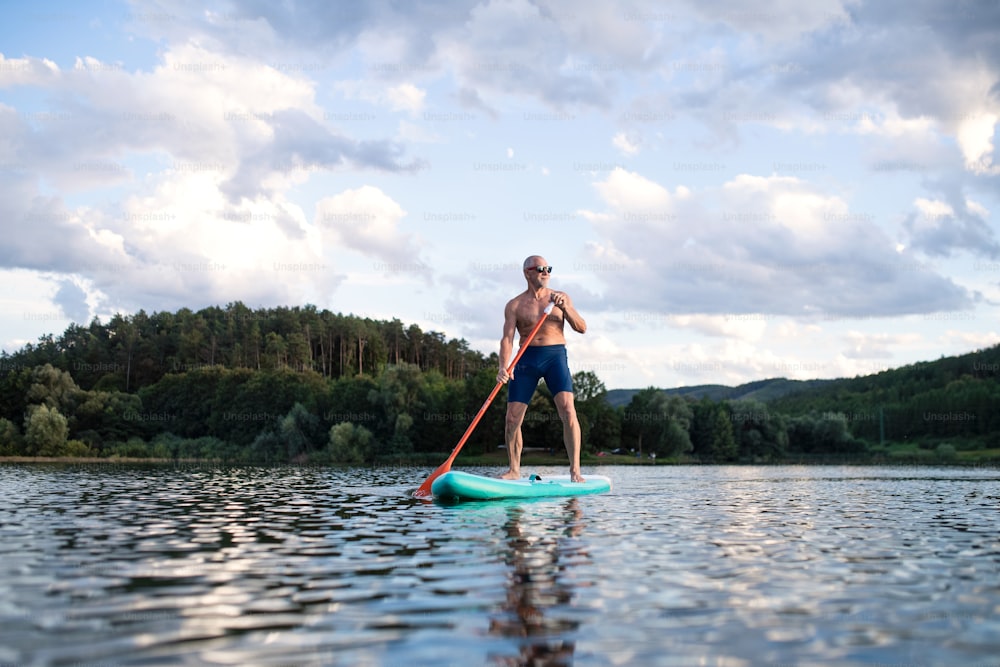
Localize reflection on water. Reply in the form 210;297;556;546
489;499;583;665
0;464;998;666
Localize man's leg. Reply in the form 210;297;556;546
501;401;528;479
553;391;584;482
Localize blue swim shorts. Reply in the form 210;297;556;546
507;344;574;404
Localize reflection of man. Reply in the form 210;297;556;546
489;500;584;663
496;255;587;482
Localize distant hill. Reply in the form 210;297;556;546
604;378;836;407
601;344;1000;449
769;344;1000;414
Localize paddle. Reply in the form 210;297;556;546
413;302;554;498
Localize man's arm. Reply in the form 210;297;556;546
557;294;587;334
497;300;518;382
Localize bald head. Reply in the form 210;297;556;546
523;255;546;270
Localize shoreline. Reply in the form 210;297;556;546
2;455;997;467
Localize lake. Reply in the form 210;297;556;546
1;464;998;666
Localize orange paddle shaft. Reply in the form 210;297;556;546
413;303;554;498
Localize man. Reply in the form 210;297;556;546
496;255;587;482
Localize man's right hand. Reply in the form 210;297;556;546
497;368;512;383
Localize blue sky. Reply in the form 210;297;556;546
2;0;998;389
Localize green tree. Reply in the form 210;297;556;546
326;421;374;464
27;364;79;414
410;368;461;454
72;389;145;450
460;360;506;455
0;417;23;455
368;364;425;457
787;411;866;456
24;404;69;456
707;405;738;461
572;371;621;453
278;402;322;460
935;443;957;461
287;332;311;372
728;399;787;461
692;398;737;462
623;388;693;458
248;430;282;462
0;363;32;425
572;370;606;402
264;332;288;370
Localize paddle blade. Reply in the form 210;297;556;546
413;462;449;498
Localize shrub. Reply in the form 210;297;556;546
64;440;93;457
935;443;957;461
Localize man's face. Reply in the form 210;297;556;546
524;260;552;287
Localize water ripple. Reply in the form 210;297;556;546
0;464;998;665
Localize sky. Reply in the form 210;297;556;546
1;0;999;390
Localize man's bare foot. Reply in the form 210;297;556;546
499;469;521;480
570;470;585;483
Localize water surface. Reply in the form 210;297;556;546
1;464;998;666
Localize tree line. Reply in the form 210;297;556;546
1;303;998;464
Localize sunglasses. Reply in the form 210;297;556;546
528;266;553;274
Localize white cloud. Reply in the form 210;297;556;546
843;331;907;359
914;198;954;219
315;185;428;278
666;314;769;341
584;169;972;318
966;198;989;219
338;80;427;114
938;329;1000;351
856;111;934;137
612;131;639;155
0;53;61;86
594;167;671;212
956;112;999;174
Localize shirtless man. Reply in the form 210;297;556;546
496;255;587;482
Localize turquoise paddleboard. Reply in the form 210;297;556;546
431;471;612;501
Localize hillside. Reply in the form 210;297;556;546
605;378;836;408
2;302;998;463
772;345;1000;414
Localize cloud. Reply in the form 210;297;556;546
222;108;425;200
3;40;424;198
666;314;769;341
683;0;856;42
956;112;1000;174
207;0;662;112
0;174;96;273
316;185;429;278
612;131;640;155
1;163;346;319
903;188;1000;259
335;80;427;114
636;0;1000;190
842;331;921;360
53;279;90;324
229;0;435;56
581;168;974;318
0;34;437;320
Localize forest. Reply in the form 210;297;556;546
1;302;998;465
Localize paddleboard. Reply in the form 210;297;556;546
431;471;612;501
